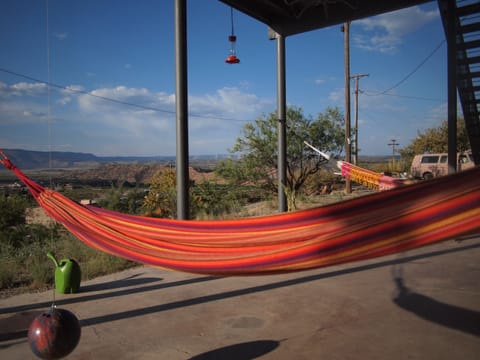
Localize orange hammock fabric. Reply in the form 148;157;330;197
1;151;479;275
303;141;406;190
340;162;406;190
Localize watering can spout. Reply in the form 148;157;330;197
47;251;60;268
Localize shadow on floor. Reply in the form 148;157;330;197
189;340;280;360
0;310;43;342
1;241;479;342
0;275;219;315
393;271;480;336
79;272;155;292
77;242;480;328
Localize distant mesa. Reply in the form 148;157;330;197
0;149;230;170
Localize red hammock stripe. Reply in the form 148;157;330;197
340;161;406;190
1;151;479;275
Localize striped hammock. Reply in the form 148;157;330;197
1;151;479;275
340;161;406;190
303;141;406;190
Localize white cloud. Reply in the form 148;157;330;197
22;110;46;118
57;97;71;105
12;82;48;95
420;101;462;132
353;6;439;53
57;85;85;105
74;85;272;155
328;88;344;103
190;87;272;119
0;84;49;125
312;75;336;87
78;86;174;113
426;102;447;123
65;85;85;93
1;82;274;156
0;81;48;97
54;32;68;40
0;101;48;126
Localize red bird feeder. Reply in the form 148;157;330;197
225;9;240;64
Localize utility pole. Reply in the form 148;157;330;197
342;21;351;193
351;73;369;165
388;139;399;166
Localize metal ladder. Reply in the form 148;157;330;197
439;0;480;164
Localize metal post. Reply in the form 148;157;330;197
353;76;358;165
174;0;189;219
343;22;351;193
352;73;369;165
445;0;457;174
276;33;287;212
388;139;399;166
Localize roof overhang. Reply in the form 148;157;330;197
220;0;433;37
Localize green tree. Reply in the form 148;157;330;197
191;182;245;218
99;184;144;215
142;169;248;219
399;118;470;163
142;168;178;218
216;106;345;211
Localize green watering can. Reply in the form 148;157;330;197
47;252;81;294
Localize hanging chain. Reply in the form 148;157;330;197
230;7;235;36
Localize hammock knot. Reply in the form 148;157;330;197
0;150;16;171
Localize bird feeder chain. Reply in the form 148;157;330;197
225;7;240;64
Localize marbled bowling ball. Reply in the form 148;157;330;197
28;308;81;359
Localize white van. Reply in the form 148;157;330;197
410;151;475;180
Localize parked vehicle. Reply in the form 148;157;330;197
410;151;475;180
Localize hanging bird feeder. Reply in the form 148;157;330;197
225;8;240;64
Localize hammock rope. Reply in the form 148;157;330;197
1;150;479;275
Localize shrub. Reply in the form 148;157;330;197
0;221;138;293
0;193;29;230
0;257;17;289
28;255;54;289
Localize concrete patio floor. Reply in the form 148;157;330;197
1;235;479;359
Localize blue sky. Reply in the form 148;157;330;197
0;1;449;157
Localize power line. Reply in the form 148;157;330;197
0;67;251;122
362;91;445;102
362;39;446;97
